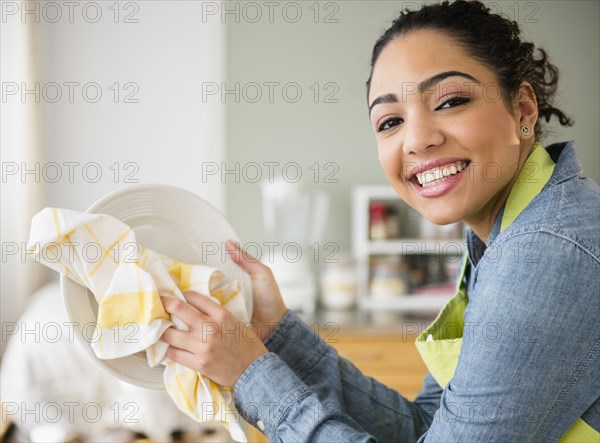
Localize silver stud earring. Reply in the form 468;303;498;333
521;125;531;136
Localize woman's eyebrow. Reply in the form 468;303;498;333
369;71;480;116
418;70;480;93
369;93;397;114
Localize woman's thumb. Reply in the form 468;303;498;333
225;239;264;275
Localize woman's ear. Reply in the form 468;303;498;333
517;81;538;139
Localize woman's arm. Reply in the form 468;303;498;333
160;291;436;442
235;308;438;442
234;352;377;442
234;350;437;443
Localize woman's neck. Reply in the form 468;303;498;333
465;141;535;243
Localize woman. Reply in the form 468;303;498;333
161;1;599;441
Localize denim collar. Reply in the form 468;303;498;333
466;213;502;269
545;140;581;185
465;141;579;268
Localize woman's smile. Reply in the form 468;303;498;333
406;157;471;197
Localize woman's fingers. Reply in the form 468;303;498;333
161;327;203;370
161;296;206;330
159;289;269;387
161;326;196;352
165;345;199;369
182;291;225;318
225;240;287;343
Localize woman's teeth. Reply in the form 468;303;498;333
416;161;468;187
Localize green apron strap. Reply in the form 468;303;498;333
414;254;469;388
500;142;555;232
561;419;599;443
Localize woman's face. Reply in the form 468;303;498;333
368;29;526;229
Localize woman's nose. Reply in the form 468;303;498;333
402;115;444;156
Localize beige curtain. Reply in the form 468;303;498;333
0;1;48;356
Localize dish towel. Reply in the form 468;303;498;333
27;207;250;442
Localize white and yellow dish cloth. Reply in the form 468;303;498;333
27;207;250;442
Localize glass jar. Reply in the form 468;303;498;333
319;254;357;310
369;202;388;240
405;207;422;238
369;255;409;299
385;206;400;239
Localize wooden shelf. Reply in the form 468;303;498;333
352;185;465;313
358;293;452;312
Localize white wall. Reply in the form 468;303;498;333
36;1;227;211
1;1;227;353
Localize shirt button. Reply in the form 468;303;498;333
256;420;265;431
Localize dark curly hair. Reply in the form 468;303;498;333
366;0;573;140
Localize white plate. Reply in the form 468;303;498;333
61;184;253;389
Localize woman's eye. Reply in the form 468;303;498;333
436;96;470;110
377;117;403;132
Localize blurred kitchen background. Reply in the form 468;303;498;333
1;1;598;442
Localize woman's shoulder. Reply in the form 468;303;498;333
494;141;600;261
472;168;599;315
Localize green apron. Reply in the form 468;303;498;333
414;142;598;442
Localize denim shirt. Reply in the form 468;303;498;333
233;141;600;442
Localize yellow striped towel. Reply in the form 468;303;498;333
27;207;250;442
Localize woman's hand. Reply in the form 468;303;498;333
160;291;268;388
225;239;288;342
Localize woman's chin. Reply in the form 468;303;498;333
420;210;463;226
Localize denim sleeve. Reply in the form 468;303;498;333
234;352;376;442
233;308;435;442
417;232;600;442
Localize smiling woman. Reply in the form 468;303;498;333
368;30;542;240
365;3;572;242
159;1;599;442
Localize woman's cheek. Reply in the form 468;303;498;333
377;145;398;176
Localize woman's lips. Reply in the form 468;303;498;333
410;161;470;198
